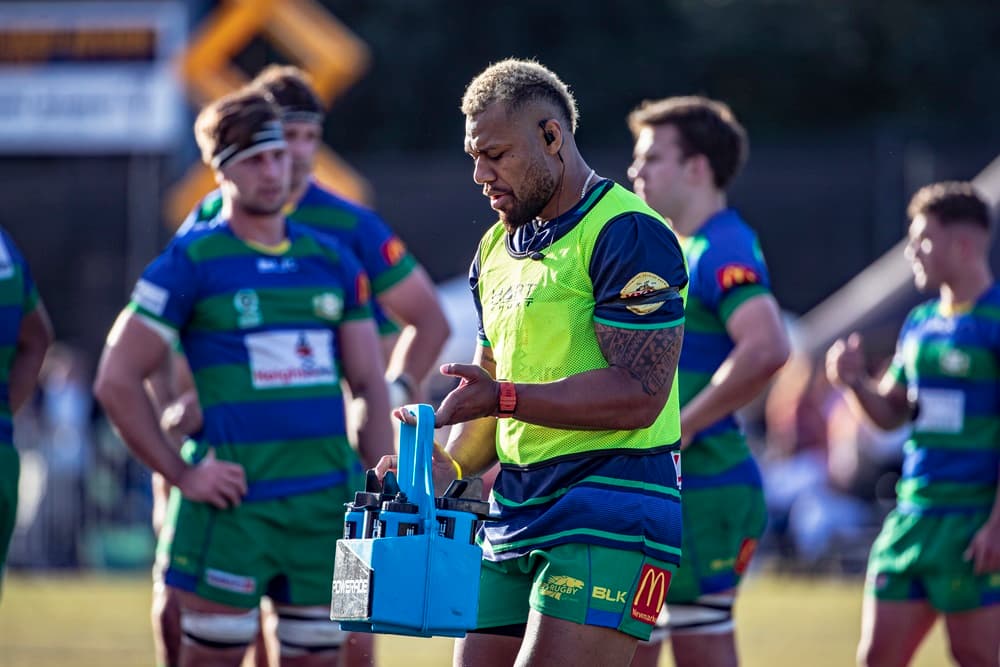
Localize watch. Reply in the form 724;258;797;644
496;380;517;418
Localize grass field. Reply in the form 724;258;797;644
0;573;950;667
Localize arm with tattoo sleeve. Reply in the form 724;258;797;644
434;322;684;430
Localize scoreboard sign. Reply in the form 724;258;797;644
0;2;185;153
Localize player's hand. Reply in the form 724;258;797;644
374;436;459;495
826;332;867;389
964;517;1000;574
175;450;247;509
433;363;500;426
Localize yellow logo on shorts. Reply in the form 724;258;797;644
539;575;584;600
592;586;628;604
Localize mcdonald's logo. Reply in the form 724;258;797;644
380;237;407;266
715;263;760;290
630;564;672;625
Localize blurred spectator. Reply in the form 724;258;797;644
760;352;906;572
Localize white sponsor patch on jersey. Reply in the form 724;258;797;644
914;388;964;434
132;279;169;316
245;330;337;389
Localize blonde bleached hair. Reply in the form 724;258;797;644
461;58;579;132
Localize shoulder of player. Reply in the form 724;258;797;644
303;182;378;218
288;221;356;262
701;210;758;245
597;210;680;250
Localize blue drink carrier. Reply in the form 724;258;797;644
330;404;491;637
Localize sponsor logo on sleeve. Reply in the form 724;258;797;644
631;564;671;624
132;279;169;316
716;264;760;290
356;273;371;304
380;237;407;266
620;272;670;315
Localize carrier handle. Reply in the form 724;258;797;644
396;403;437;529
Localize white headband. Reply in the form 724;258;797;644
211;120;287;169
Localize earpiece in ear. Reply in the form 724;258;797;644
538;120;556;146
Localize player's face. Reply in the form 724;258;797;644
222;147;291;217
283;121;321;193
629;124;693;221
465;104;557;232
905;213;953;292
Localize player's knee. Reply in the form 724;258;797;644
179;607;259;652
664;594;735;637
275;606;348;657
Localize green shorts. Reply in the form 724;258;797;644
667;484;766;603
475;543;677;641
0;447;19;578
160;483;353;609
866;509;1000;613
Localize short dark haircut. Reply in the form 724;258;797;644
628;96;748;190
250;65;324;116
907;181;991;229
194;89;281;166
461;58;578;132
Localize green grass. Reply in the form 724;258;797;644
0;573;949;666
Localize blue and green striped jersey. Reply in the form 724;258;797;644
129;221;373;500
886;285;1000;514
0;228;40;448
182;182;416;336
679;209;772;485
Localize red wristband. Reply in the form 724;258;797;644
497;380;517;418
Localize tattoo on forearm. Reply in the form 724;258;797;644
595;323;684;396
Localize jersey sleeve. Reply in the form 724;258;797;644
468;251;489;347
127;240;200;337
590;213;688;328
696;232;772;323
176;190;224;237
885;308;919;387
351;208;418;295
0;229;40;313
336;246;375;323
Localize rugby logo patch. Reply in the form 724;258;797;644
620;272;670;315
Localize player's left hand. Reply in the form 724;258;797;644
964;517;1000;574
433;363;499;427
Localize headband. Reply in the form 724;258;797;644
211;120;287;169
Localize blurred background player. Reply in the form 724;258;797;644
181;65;449;397
153;64;449;667
383;58;689;666
826;181;1000;667
627;96;789;667
94;89;393;666
0;227;53;598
